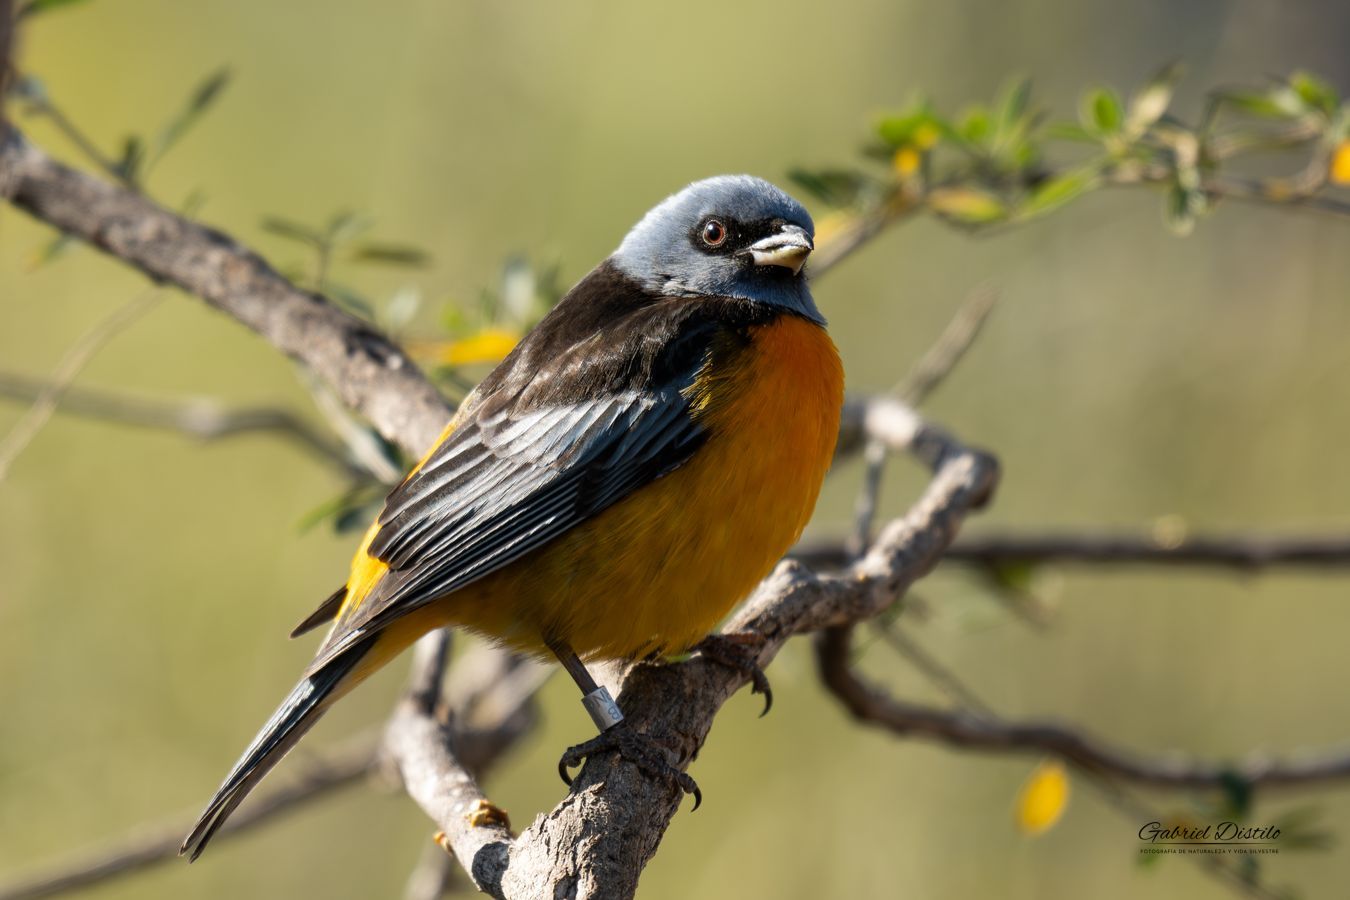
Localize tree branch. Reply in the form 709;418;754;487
0;127;451;457
794;530;1350;571
815;625;1350;790
0;732;379;900
384;398;999;898
0;369;365;478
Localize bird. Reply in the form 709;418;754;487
180;174;844;861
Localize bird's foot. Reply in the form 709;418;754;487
558;723;702;810
691;631;773;716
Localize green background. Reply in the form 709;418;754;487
3;1;1349;897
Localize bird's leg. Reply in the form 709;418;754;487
689;631;773;716
550;639;625;733
548;640;702;809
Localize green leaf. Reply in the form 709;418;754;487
1126;62;1184;135
296;483;383;535
1290;70;1338;115
326;209;374;244
1164;184;1203;236
326;283;376;320
959;106;991;145
9;73;46;104
1019;167;1101;220
987;560;1038;594
261;216;326;247
1213;86;1304;120
28;233;75;269
927;187;1007;225
1044;122;1096;142
16;0;91;20
115;134;143;183
787;168;874;207
1080;88;1123;135
146;68;231;170
348;242;431;267
995;77;1033;137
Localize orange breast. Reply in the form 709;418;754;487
425;313;845;660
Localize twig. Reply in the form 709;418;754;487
0;639;547;900
816;625;1350;790
0;370;365;478
815;626;1299;900
794;530;1350;571
847;286;1000;555
13;75;131;188
872;621;995;716
0;732;380;900
0;127;453;458
403;840;458;900
809;189;921;275
0;289;160;483
896;285;998;407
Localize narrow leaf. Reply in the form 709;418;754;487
1290;71;1338;115
261;216;326;247
348;243;432;267
927;187;1007;225
16;0;91;20
1019;167;1101;220
148;68;231;168
1126;62;1184;135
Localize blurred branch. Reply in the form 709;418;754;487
816;625;1350;789
0;0;11;131
817;625;1297;900
847;286;1000;556
8;68;132;188
896;285;999;407
0;289;160;483
0;127;452;457
797;66;1350;255
0;731;380;900
0;370;366;478
0;642;546;900
794;530;1350;571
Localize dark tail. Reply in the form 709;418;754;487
179;637;374;861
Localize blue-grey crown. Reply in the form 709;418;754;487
611;175;824;325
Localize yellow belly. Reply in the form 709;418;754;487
345;314;843;664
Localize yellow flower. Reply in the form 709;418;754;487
1330;140;1350;186
1016;759;1071;835
892;146;922;178
413;327;520;367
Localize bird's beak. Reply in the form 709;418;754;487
744;225;813;275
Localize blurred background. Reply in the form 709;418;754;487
3;0;1350;897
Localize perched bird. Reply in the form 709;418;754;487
181;175;844;860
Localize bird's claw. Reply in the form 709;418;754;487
557;725;703;810
691;632;773;716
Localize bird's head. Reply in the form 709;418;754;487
611;175;823;324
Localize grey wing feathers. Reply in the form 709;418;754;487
303;384;707;674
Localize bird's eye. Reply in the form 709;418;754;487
700;219;727;247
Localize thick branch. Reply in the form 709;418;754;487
814;626;1350;790
0;127;450;456
387;400;999;899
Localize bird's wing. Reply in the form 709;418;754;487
304;311;723;674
